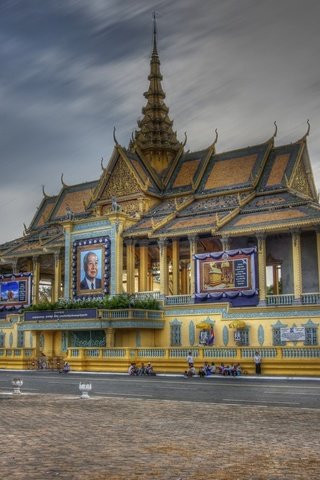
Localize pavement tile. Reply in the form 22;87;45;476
0;394;319;479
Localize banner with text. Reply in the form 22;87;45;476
0;273;32;310
194;248;258;306
280;327;306;342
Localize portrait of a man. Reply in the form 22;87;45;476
79;250;102;290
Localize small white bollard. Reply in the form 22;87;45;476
12;378;23;395
79;382;92;399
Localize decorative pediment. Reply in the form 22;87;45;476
290;160;312;198
271;320;287;328
101;156;141;200
302;319;318;327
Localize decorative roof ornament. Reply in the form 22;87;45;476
273;121;278;138
42;185;50;199
23;223;29;236
211;128;218;149
182;132;187;148
305;119;311;137
113;126;119;146
60;174;68;187
100;157;106;172
128;131;136;150
132;12;182;174
295;119;311;143
65;204;74;220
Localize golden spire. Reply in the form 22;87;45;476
133;12;182;175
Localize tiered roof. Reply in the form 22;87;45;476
129;14;183;180
0;19;319;263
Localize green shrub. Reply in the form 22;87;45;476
23;294;161;312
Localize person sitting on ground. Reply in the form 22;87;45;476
128;362;138;375
218;363;225;375
138;362;147;376
146;362;156;376
199;361;212;377
186;363;196;377
230;364;237;376
235;363;242;376
62;362;70;374
207;362;216;375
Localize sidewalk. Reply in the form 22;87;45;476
2;368;320;381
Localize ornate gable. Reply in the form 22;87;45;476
101;156;141;199
290;159;313;198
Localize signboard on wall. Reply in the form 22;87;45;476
194;248;258;306
0;273;32;309
24;308;97;321
280;327;306;342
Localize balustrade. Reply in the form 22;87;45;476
301;293;320;304
132;291;161;300
266;294;295;306
204;348;237;358
102;348;126;357
165;295;193;305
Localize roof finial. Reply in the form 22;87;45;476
100;157;106;172
306;119;310;137
23;223;29;235
182;132;187;147
273;121;278;138
61;173;68;187
296;119;311;143
211;128;218;148
42;185;49;199
152;11;158;55
113;126;119;146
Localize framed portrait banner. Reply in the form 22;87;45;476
194;247;258;307
72;236;111;299
0;273;32;310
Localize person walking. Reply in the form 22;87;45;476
254;351;262;375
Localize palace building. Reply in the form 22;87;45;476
0;19;320;375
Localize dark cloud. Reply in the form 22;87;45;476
0;0;320;242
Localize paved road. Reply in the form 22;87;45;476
1;370;320;409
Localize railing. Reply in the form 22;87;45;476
204;348;237;358
301;293;320;305
85;349;100;357
0;347;37;362
102;349;126;358
137;349;166;358
282;348;320;358
241;348;277;358
169;348;199;359
132;291;161;300
266;294;295;305
65;346;320;362
165;295;193;305
99;309;163;322
69;349;80;357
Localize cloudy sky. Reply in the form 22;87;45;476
1;0;320;244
